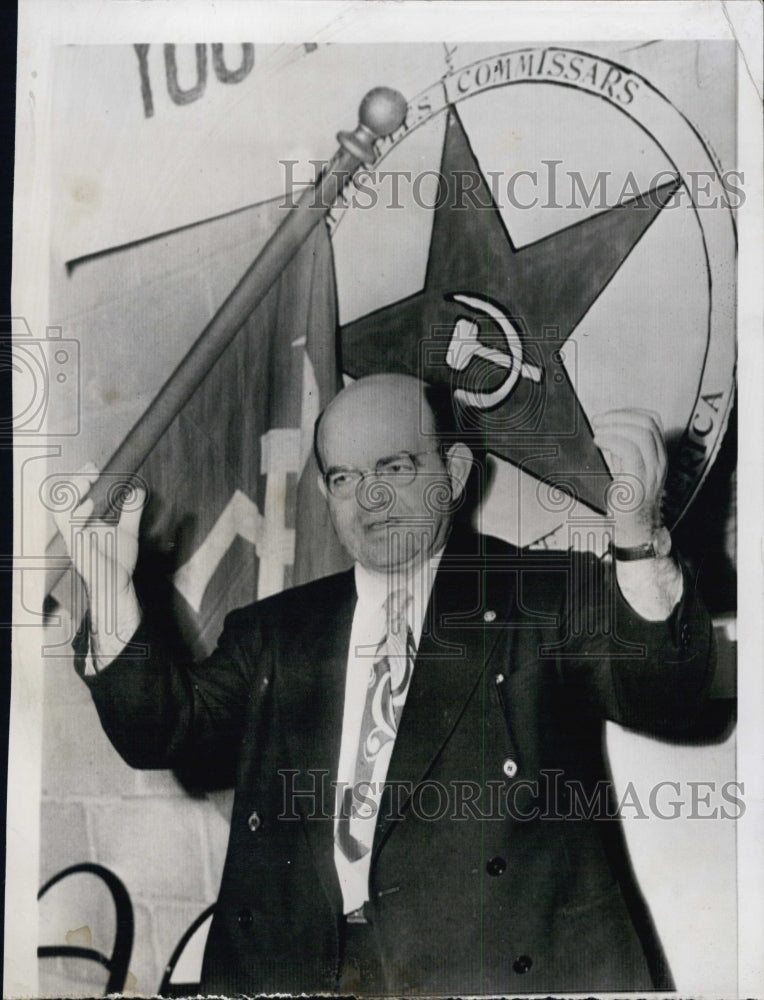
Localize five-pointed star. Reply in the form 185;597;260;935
340;107;678;515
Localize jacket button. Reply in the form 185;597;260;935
486;856;507;877
247;810;261;832
502;757;518;779
483;610;496;623
513;954;532;974
680;623;691;650
237;908;253;929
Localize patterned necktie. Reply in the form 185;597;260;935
336;588;415;862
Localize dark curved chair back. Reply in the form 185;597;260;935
37;862;134;995
158;903;215;997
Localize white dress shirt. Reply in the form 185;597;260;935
334;548;443;914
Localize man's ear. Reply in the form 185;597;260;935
445;443;473;501
317;473;328;500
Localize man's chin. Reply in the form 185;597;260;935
357;538;430;574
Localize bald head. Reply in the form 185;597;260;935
315;374;436;474
314;374;473;572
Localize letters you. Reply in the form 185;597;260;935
133;44;258;118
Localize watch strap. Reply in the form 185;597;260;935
610;526;672;561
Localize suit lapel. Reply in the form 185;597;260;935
279;569;356;916
373;531;512;856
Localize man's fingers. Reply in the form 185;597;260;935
52;495;94;549
590;408;664;432
592;428;652;475
51;465;99;539
78;497;95;523
50;464;102;530
118;486;147;541
80;529;123;633
592;428;661;511
70;463;101;505
590;410;665;447
591;416;665;478
48;466;143;629
592;417;669;527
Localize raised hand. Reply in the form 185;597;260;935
590;409;681;618
590;409;667;548
52;464;146;664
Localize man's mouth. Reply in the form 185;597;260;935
364;519;405;533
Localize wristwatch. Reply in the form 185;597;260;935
610;526;672;561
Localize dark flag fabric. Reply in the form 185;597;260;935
135;205;349;661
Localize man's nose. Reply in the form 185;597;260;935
354;472;399;513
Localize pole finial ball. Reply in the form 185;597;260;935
359;87;408;137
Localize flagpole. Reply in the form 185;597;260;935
43;87;406;596
78;87;407;524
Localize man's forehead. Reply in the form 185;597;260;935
320;376;436;465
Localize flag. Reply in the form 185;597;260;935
133;203;349;662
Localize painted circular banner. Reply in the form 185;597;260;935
332;46;736;549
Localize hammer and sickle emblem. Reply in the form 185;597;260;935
445;293;543;409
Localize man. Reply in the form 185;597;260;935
60;373;715;995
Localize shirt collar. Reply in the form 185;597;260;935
353;545;445;644
355;547;443;602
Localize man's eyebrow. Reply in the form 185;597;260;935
325;464;356;475
326;453;412;475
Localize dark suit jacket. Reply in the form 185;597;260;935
80;531;715;995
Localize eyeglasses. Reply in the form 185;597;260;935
324;450;442;499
